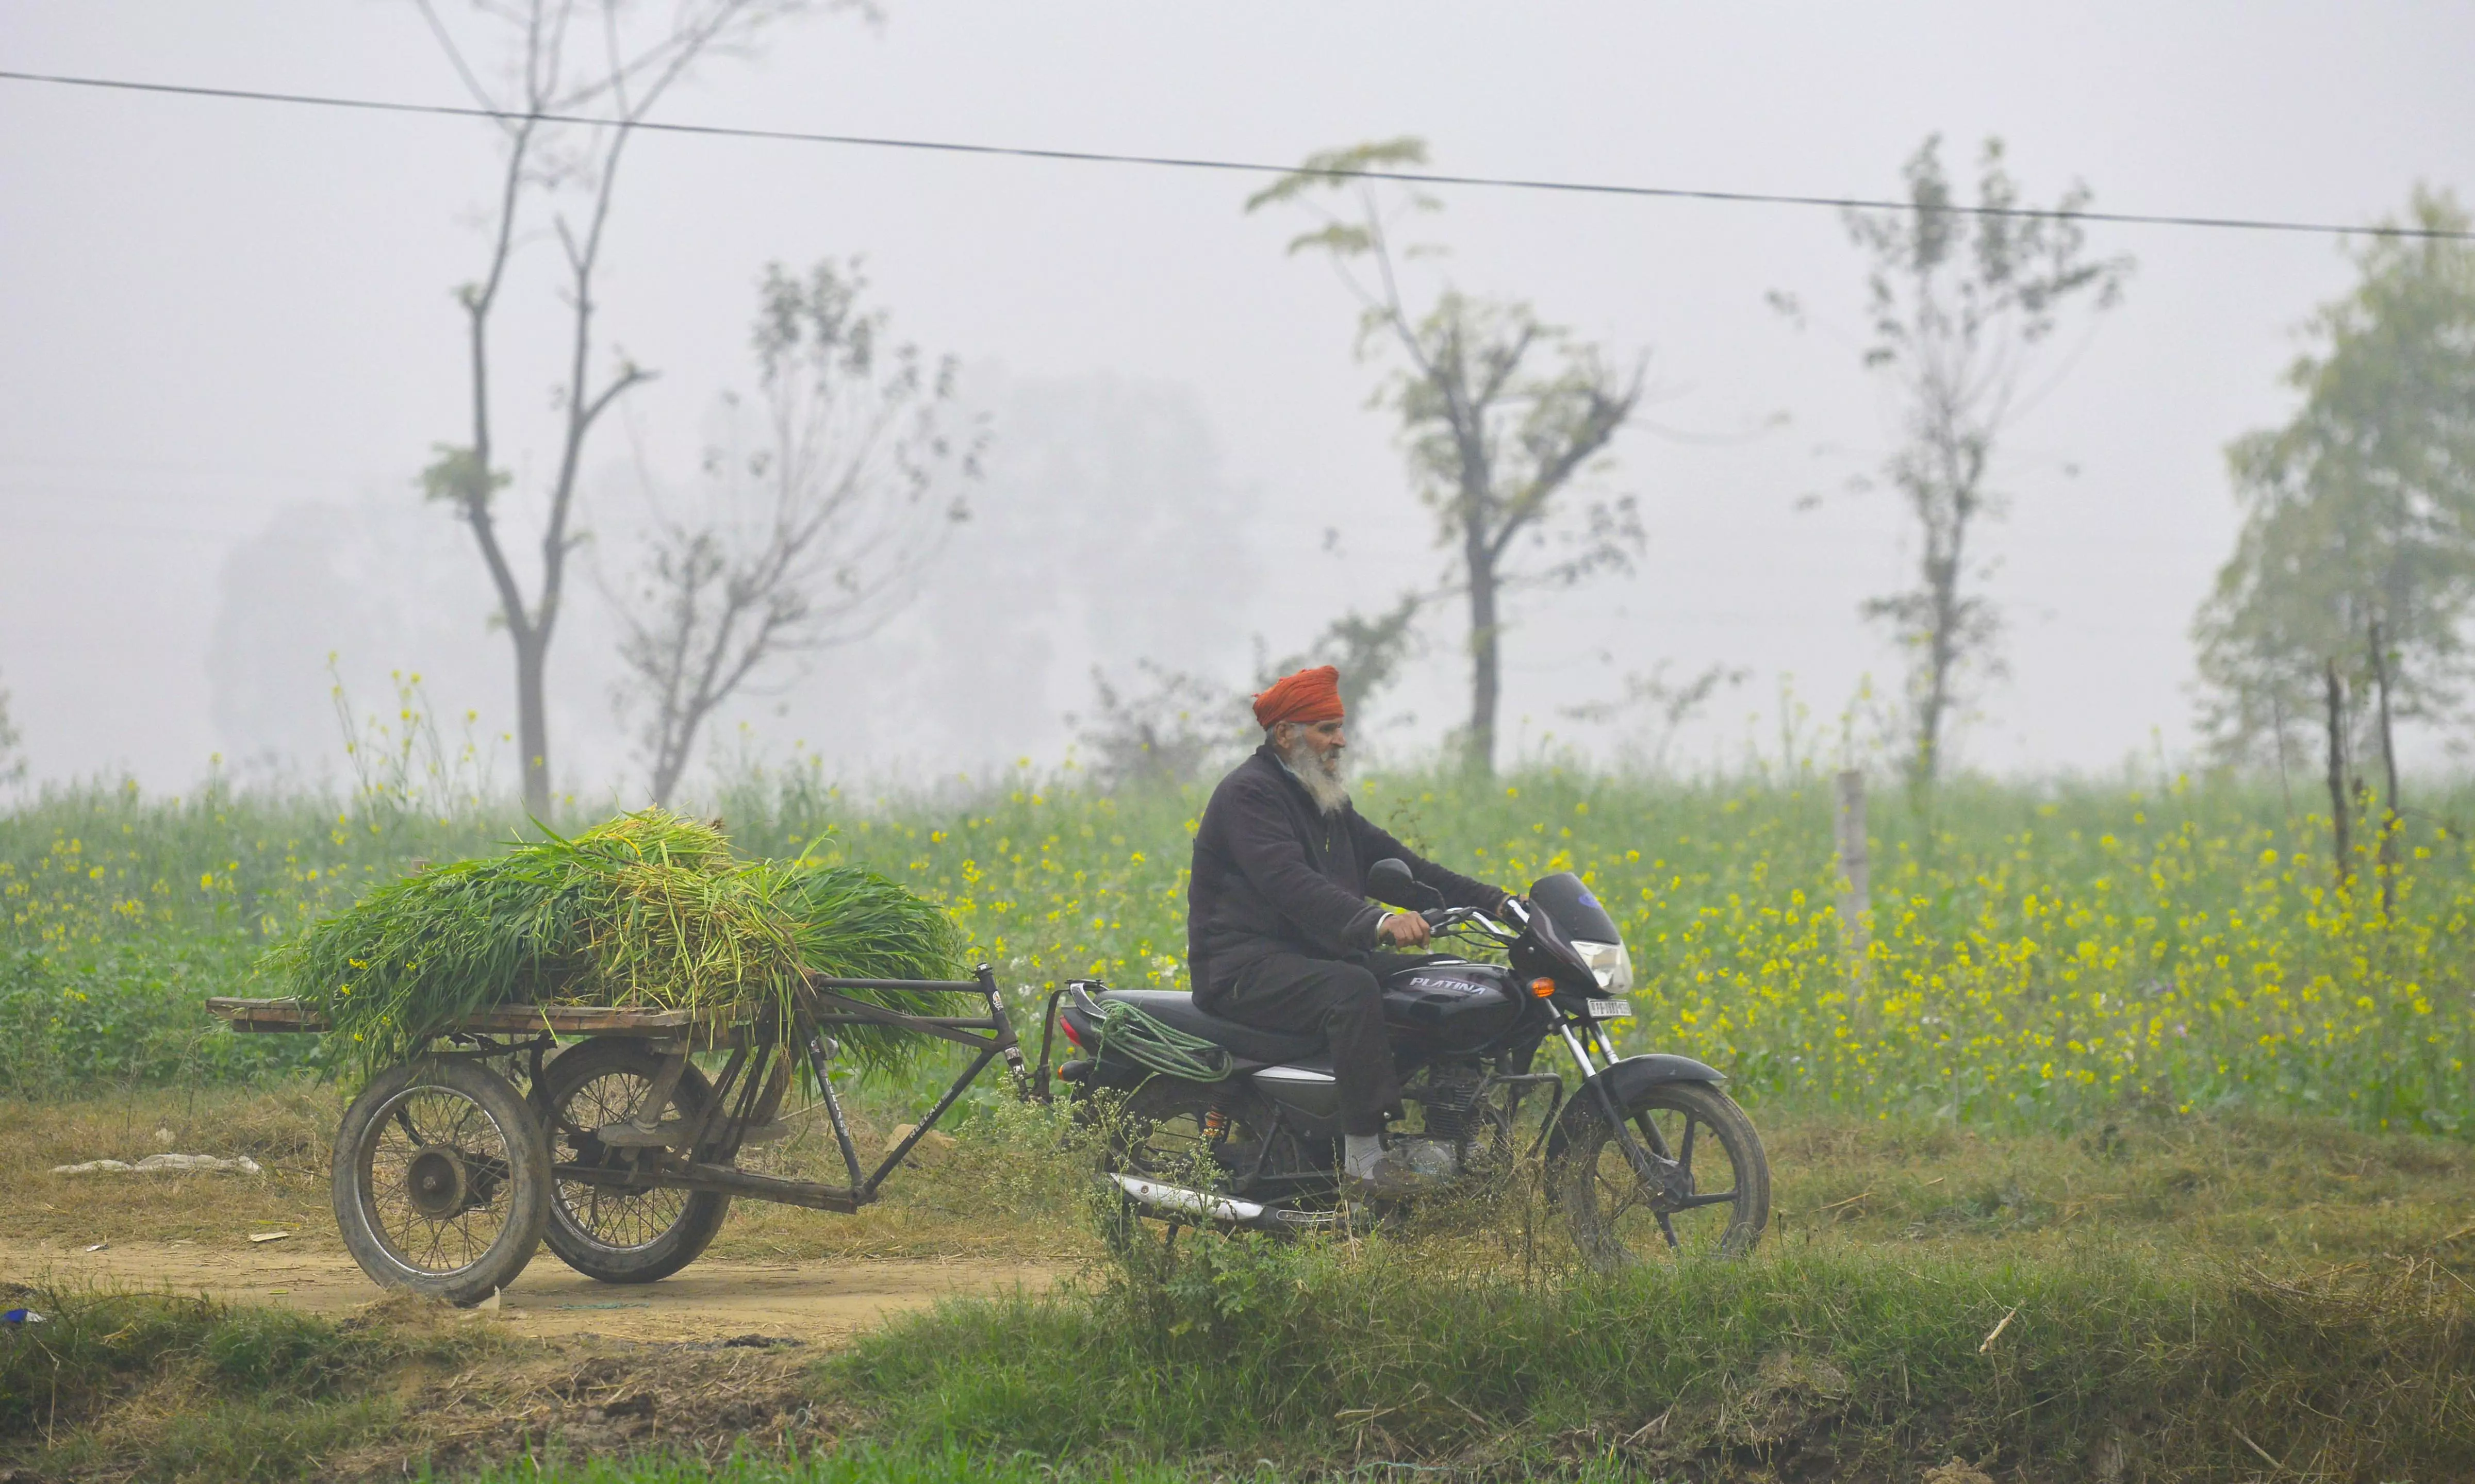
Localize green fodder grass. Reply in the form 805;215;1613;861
264;810;962;1073
826;1233;2475;1481
0;1285;486;1482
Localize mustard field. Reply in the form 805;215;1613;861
5;764;2471;1135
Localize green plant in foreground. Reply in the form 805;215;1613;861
823;1230;2475;1478
0;1286;481;1442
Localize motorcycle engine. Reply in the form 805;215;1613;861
1408;1060;1489;1144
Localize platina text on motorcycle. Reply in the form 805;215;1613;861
1053;858;1771;1265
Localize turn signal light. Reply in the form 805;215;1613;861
1529;977;1557;998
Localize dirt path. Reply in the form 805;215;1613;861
1;1236;1074;1344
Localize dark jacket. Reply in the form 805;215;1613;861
1186;744;1508;997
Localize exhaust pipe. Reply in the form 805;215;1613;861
1106;1173;1344;1233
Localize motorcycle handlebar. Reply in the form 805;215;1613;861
1416;903;1522;940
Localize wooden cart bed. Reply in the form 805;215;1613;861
204;996;744;1038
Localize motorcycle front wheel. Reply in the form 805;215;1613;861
1549;1079;1769;1269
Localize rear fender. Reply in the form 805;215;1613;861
1544;1053;1726;1162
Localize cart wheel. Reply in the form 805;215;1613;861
332;1057;550;1306
538;1038;731;1283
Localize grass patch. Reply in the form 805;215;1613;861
14;1079;2474;1265
2;1069;1100;1258
826;1235;2475;1479
452;1441;1230;1483
0;1281;854;1482
0;1286;487;1481
1763;1108;2475;1263
786;1104;2475;1477
7;1107;2472;1479
6;1082;343;1249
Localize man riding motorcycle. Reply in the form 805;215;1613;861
1186;664;1513;1196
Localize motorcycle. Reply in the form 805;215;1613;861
1052;858;1770;1267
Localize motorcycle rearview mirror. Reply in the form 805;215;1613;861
1366;857;1442;909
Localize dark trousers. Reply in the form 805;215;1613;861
1198;951;1441;1137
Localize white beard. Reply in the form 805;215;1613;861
1277;736;1351;816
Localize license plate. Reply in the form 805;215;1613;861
1587;997;1632;1020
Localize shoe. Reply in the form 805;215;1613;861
1347;1153;1451;1199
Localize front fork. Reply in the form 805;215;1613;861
1554;1015;1685;1201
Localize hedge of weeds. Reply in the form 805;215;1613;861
0;939;322;1096
0;1284;488;1482
818;1228;2475;1481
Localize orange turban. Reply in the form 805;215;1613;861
1253;665;1344;729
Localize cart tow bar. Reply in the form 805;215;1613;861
977;963;1031;1095
805;1029;867;1189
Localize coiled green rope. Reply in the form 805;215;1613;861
1090;998;1235;1082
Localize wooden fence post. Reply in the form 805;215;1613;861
1836;769;1871;1015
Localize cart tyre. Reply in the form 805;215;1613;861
537;1038;732;1283
332;1057;551;1306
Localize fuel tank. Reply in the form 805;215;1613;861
1379;959;1524;1055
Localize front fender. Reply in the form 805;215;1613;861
1544;1053;1726;1162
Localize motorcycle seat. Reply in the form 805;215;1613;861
1092;988;1325;1066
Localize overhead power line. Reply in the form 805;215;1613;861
3;66;2469;243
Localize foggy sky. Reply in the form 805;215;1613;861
5;2;2473;799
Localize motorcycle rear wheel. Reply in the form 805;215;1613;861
1550;1079;1769;1268
1084;1078;1270;1261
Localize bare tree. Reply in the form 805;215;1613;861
1074;597;1431;794
613;259;982;805
414;0;820;815
1072;659;1246;792
1563;660;1749;776
1247;140;1645;777
1779;136;2129;787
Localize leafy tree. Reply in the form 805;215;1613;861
1257;593;1426;727
1780;136;2129;786
0;670;24;788
1247;140;1645;777
414;0;820;815
610;259;981;806
2194;189;2475;787
1072;660;1245;791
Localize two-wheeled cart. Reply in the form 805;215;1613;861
208;968;1027;1305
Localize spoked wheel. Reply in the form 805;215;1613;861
1549;1080;1769;1269
332;1057;550;1305
537;1038;731;1283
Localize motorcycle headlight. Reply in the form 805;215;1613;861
1573;940;1632;994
